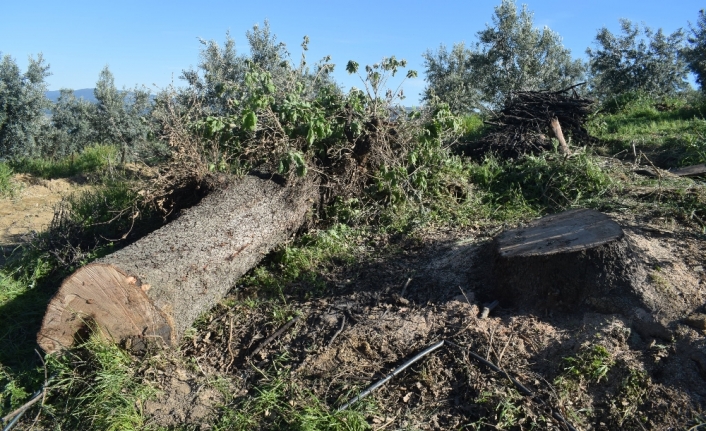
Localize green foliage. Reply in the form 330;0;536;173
42;88;96;158
587;19;688;99
0;53;51;159
685;9;706;93
0;161;17;197
468;151;614;220
561;345;614;383
423;0;584;113
214;358;370;431
588;92;706;166
42;332;154;430
93;67;154;163
9;144;118;178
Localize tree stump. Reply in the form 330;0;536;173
37;174;318;354
491;209;641;312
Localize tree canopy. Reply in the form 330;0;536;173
423;0;584;113
586;19;689;98
0;53;51;159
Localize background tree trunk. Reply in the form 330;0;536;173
37;174;318;354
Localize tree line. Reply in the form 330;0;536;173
1;0;706;162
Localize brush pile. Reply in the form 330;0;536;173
480;83;595;158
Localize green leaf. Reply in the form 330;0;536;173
406;70;418;79
346;61;359;74
242;110;257;131
306;125;316;145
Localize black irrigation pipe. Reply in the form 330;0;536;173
337;340;445;411
337;339;578;431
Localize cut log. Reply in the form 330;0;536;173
37;174;318;354
491;209;640;312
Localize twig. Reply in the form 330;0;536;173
248;315;301;360
458;286;473;308
1;375;54;431
497;334;514;367
399;277;412;299
337;340;446;411
480;300;499;319
225;315;236;371
327;315;346;348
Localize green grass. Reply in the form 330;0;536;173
9;144;119;179
588;92;706;166
38;331;156;430
0;162;19;198
213;356;371;431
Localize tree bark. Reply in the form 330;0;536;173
37;174;318;354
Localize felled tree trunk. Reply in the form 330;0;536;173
491;209;640;313
38;174;318;354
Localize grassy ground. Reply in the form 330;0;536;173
1;95;705;430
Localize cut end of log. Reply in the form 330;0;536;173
37;263;174;354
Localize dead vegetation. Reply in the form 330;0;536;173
476;84;595;158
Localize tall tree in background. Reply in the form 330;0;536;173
0;53;51;159
586;19;688;99
93;66;152;163
42;89;96;158
684;9;706;93
423;0;584;113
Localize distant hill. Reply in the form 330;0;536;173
45;88;98;104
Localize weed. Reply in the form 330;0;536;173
0;162;19;198
610;368;650;427
38;330;155;430
588;92;706;166
561;344;614;384
9;144;120;179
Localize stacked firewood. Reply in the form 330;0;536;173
480;83;595;158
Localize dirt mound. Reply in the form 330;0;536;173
139;219;705;429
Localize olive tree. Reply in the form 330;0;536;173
178;20;336;118
586;19;689;99
684;9;706;93
42;89;96;158
0;53;51;159
93;66;153;162
423;0;584;113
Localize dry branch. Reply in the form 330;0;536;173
478;83;595;158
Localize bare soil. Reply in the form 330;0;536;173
0;174;93;265
139;214;706;430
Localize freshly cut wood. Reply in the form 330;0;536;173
491;209;639;312
38;174;318;354
549;117;570;155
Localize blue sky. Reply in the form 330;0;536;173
2;0;703;104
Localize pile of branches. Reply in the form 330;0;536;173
479;83;595;158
